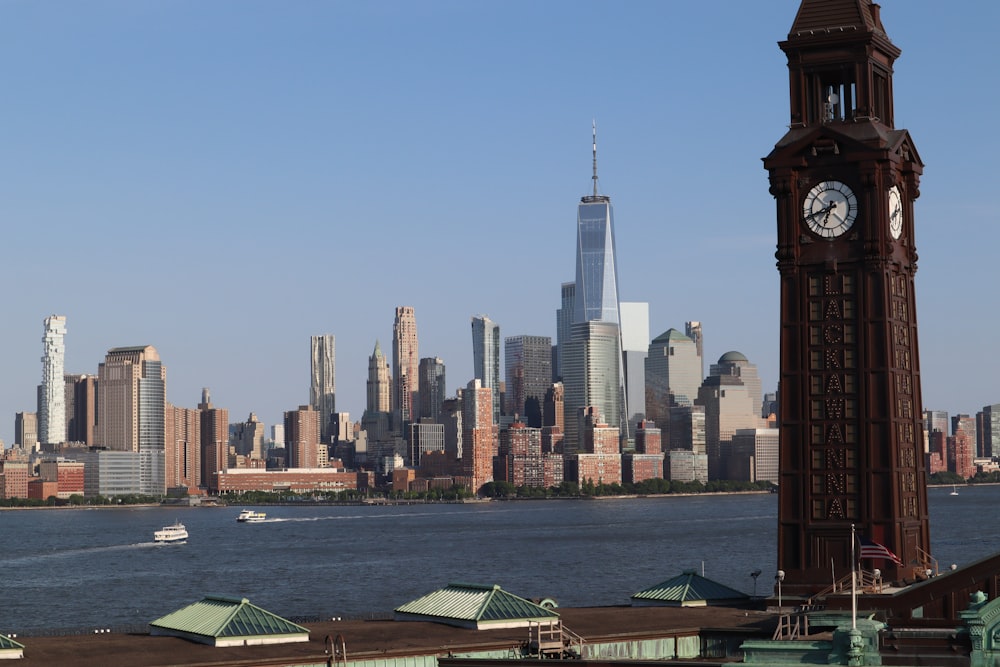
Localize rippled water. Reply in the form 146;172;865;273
0;486;989;633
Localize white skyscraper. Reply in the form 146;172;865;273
40;315;67;445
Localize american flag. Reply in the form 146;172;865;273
858;536;903;565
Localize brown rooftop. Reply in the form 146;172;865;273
17;605;777;667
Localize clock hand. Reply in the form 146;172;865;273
805;201;837;222
821;201;838;226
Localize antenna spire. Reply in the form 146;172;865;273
592;119;599;197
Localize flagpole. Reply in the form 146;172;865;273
851;523;857;630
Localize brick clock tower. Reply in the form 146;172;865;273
763;0;930;596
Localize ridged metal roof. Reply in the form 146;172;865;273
631;570;750;607
149;594;309;644
651;328;689;344
395;582;559;628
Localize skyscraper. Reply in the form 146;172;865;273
392;307;418;425
39;315;67;445
573;125;621;327
645;328;703;426
563;124;627;441
555;282;575;379
366;341;391;414
471;315;500;425
97;346;165;454
198;388;229;492
417;357;446;422
309;334;336;442
709;351;763;420
619;302;649;434
97;345;166;494
562;320;622;454
504;335;552;428
461;378;494;492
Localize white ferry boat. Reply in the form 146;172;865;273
153;521;189;544
236;509;267;523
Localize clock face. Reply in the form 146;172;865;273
802;180;858;238
888;185;902;239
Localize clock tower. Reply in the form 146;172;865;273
763;0;930;596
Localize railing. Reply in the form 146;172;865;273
806;568;884;605
525;621;585;659
912;546;939;579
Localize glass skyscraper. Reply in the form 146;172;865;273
573;196;620;326
562;125;626;447
471;315;500;425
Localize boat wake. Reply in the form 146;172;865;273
0;541;160;566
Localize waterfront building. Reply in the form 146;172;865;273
645;328;702;426
729;428;779;484
75;449;143;497
619;302;649;436
166;403;201;490
624;420;663;483
418;357;446;422
38;459;85;499
471;315;501;425
392;306;419;426
199;388;230;492
216;468;361;494
14;411;38;450
0;460;29;498
504;335;551;428
97;345;166;494
39;315;67;445
665;448;708;484
562;320;621;454
309;334;336;442
979;404;1000;459
496;422;545;488
461;378;494;492
764;0;931;592
284;405;322;469
565;407;622;486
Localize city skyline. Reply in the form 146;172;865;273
2;1;997;445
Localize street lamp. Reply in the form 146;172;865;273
776;570;785;609
750;569;762;598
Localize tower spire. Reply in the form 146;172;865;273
582;121;610;204
592;119;599;197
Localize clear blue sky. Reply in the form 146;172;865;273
2;1;997;446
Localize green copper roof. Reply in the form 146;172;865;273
149;594;309;646
651;328;689;344
631;570;750;607
395;582;559;629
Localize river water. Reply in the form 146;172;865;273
0;485;991;633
